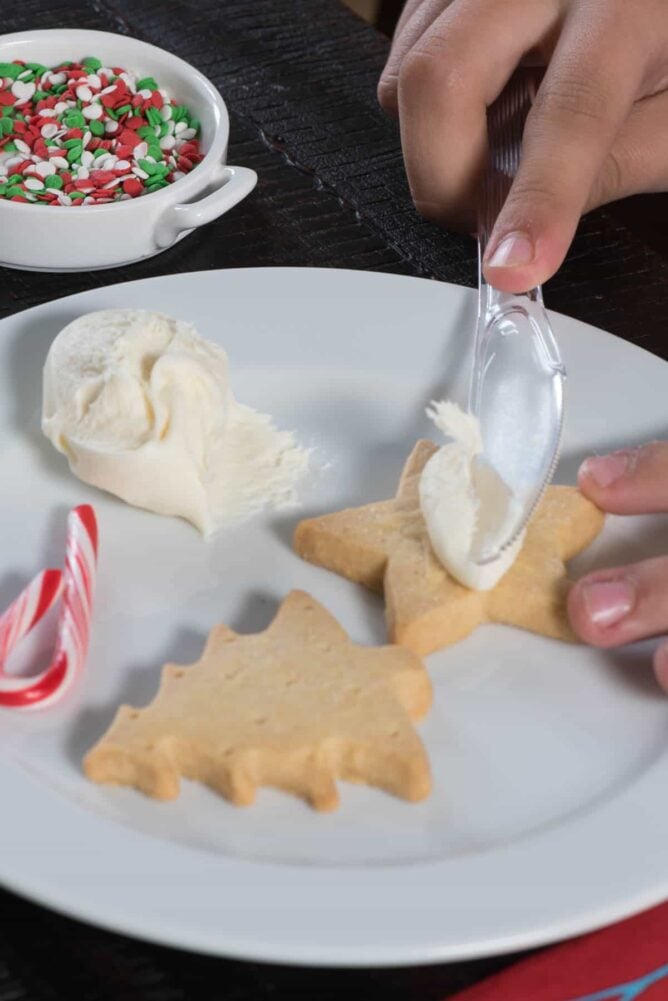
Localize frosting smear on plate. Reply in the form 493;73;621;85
42;309;308;534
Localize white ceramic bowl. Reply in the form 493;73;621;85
0;29;257;271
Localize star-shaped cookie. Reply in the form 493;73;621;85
84;590;432;811
295;442;605;656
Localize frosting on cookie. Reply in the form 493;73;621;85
419;401;525;590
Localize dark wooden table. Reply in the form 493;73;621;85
1;2;667;998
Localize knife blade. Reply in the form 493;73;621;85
469;69;566;565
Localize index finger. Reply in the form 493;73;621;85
578;442;668;515
483;0;650;290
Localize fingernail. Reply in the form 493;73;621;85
582;578;635;628
655;644;668;691
579;451;630;488
486;231;534;268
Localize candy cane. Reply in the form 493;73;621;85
0;505;98;710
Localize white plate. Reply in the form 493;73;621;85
0;268;667;968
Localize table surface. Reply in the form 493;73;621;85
1;2;667;998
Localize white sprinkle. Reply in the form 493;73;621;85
98;84;116;97
160;105;172;121
50;72;67;86
14;139;31;155
81;150;95;168
154;125;161;137
39;108;58;118
103;177;123;189
56;192;72;206
159;135;176;151
132;167;149;180
25;194;38;202
76;85;93;102
171;170;186;181
159;88;169;99
77;166;90;180
138;88;152;100
97;154;117;170
41;123;59;139
18;69;33;81
24;177;44;192
144;155;156;164
133;141;148;159
35;161;56;178
41;71;52;84
104;120;119;134
119;72;136;93
180;127;197;141
83;196;95;204
4;156;22;169
82;131;92;148
86;73;102;89
54;102;69;113
114;159;131;171
167;121;176;135
83;104;103;120
119;193;132;201
50;156;68;169
174;121;187;135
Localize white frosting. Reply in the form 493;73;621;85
42;309;308;535
419;401;525;590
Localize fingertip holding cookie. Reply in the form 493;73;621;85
84;590;433;811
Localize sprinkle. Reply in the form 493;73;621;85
24;176;44;191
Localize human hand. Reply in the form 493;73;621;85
567;442;668;690
378;0;668;292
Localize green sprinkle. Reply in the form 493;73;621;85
66;146;82;164
82;57;102;71
93;148;107;159
116;104;132;116
136;76;159;91
33;90;49;101
6;185;25;198
63;138;83;150
3;141;17;152
0;62;23;80
52;84;67;95
136;126;154;140
146;180;168;192
138;158;160;176
189;118;200;134
0;118;13;136
106;107;119;120
26;62;48;74
70;191;86;200
18;70;35;83
64;111;86;128
89;118;105;136
44;174;64;190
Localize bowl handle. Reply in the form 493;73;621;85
154;165;257;249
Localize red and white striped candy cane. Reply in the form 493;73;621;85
0;505;98;710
